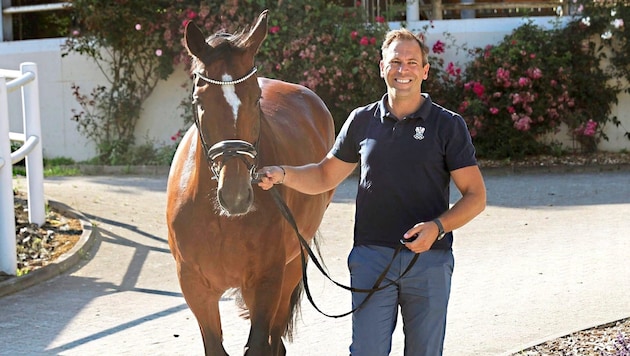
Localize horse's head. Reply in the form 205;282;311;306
184;11;268;216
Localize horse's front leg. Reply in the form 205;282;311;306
178;264;228;356
242;260;285;356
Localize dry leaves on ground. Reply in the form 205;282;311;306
1;191;83;281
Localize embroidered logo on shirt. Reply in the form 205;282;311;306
413;126;426;140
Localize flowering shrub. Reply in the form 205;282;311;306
64;0;181;164
427;19;621;159
159;0;388;130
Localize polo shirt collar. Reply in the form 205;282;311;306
376;93;433;123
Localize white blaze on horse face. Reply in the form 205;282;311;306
221;74;241;125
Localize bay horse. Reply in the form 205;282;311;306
166;10;335;356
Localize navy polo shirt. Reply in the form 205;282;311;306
331;93;477;250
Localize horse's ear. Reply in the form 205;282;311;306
184;21;207;59
245;10;269;56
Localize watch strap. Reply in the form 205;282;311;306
432;218;445;240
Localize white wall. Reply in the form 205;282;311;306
1;17;628;161
0;38;188;162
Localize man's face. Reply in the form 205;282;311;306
379;39;430;99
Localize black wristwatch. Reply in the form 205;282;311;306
432;218;446;240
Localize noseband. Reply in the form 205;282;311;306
192;67;259;181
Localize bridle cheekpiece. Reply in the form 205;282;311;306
191;66;260;182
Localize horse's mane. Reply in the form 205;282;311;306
190;27;251;74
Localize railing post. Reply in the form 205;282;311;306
432;0;443;20
21;62;45;226
1;0;13;41
0;75;17;276
407;0;420;21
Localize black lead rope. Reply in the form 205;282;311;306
266;185;420;318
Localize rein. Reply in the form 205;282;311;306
263;184;420;318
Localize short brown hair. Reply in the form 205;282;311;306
381;28;429;65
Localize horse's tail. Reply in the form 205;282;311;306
285;230;325;341
284;278;304;342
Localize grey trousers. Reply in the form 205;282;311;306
348;245;454;356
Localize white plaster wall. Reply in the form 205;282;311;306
1;38;188;162
1;17;628;161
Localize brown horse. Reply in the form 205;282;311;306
166;10;335;356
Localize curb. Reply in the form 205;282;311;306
501;316;630;355
480;162;630;176
0;200;96;298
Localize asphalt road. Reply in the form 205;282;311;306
1;169;629;355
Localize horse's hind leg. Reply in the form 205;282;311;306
179;267;227;355
270;257;305;356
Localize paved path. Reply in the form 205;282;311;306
1;169;629;355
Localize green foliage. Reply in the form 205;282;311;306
64;0;181;165
159;0;389;131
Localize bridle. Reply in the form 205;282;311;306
191;66;260;181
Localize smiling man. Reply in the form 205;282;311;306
258;28;486;356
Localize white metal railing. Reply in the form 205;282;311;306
0;62;45;276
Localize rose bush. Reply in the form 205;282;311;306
425;13;625;159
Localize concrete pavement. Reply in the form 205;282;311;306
1;168;629;355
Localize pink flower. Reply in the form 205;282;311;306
472;82;485;98
375;16;385;23
489;107;499;115
360;36;369;46
370;37;377;45
432;40;445;54
135;24;142;31
446;62;460;77
155;49;163;57
514;116;532;131
584;120;597;136
518;77;531;87
527;67;543;79
496;67;511;87
507;106;516;114
269;26;280;34
458;101;469;112
186;10;197;20
512;93;523;104
550;79;558;87
351;31;358;40
72;29;80;36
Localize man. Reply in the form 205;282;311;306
257;28;486;356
